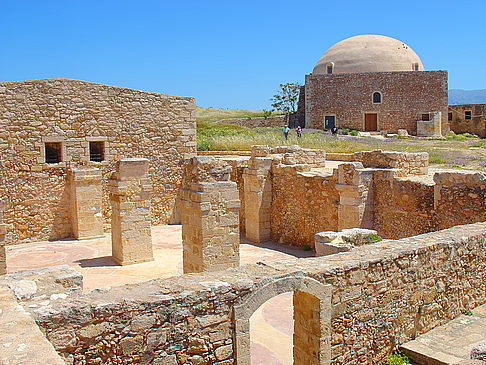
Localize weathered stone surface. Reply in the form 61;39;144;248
119;335;144;356
304;71;448;135
471;341;486;361
5;221;484;365
110;158;154;265
181;156;240;273
0;78;196;244
8;280;37;300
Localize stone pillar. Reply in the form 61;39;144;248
293;290;324;365
243;146;273;243
0;200;6;275
336;162;374;230
180;156;240;273
109;158;153;266
68;169;104;240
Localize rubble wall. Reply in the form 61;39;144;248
271;167;339;248
305;71;448;134
15;222;486;364
0;78;196;244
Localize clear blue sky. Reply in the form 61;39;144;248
1;0;485;109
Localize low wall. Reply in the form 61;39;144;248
327;150;428;176
9;222;486;364
373;170;486;239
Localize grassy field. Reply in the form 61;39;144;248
196;106;283;123
197;122;486;172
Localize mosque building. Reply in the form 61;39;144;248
299;34;449;136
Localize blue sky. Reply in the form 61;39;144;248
1;0;485;109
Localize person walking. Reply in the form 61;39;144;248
296;125;302;138
283;125;290;140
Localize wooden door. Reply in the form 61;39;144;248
364;113;378;131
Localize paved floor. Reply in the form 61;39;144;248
6;225;306;364
401;304;486;364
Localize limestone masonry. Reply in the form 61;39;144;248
0;78;196;244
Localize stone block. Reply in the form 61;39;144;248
114;158;150;181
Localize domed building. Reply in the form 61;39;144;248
300;35;449;136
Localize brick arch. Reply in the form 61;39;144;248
232;273;333;364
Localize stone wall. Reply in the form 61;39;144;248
0;78;196;244
11;222;486;364
449;103;486;137
215;115;285;128
271;166;339;247
305;71;449;134
373;170;486;239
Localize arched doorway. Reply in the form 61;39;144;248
233;274;332;364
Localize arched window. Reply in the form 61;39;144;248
326;63;333;74
412;62;419;71
373;92;382;104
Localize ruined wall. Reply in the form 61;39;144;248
373;171;436;239
215;115;285;128
0;79;196;244
271;167;339;248
373;170;486;239
305;71;448;134
434;172;486;230
16;222;486;364
449;103;486;137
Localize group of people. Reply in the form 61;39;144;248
283;125;303;140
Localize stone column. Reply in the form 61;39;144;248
68;169;104;240
293;291;325;365
180;156;240;273
243;146;273;243
109;158;153;266
0;200;6;275
336;162;374;230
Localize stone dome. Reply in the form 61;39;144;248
313;35;424;74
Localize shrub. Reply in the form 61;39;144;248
385;350;410;365
350;129;359;136
342;128;350;135
301;244;312;251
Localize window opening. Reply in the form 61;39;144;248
327;64;333;74
448;112;453;121
465;111;472;120
45;142;62;164
412;63;419;71
89;141;104;162
422;113;430;121
373;92;382;104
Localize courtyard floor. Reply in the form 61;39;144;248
6;225;310;365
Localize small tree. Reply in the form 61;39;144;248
270;83;301;114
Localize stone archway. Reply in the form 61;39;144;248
232;273;332;364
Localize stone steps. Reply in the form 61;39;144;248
400;304;486;364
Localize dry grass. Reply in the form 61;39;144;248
196;106;283;123
197;124;486;172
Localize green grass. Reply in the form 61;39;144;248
385;351;410;365
196;106;284;123
196;124;486;172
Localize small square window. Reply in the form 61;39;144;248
422;113;430;121
45;142;62;164
448;112;453;121
465;111;472;120
89;141;104;162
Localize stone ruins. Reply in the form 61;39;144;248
1;44;486;364
2;131;486;363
